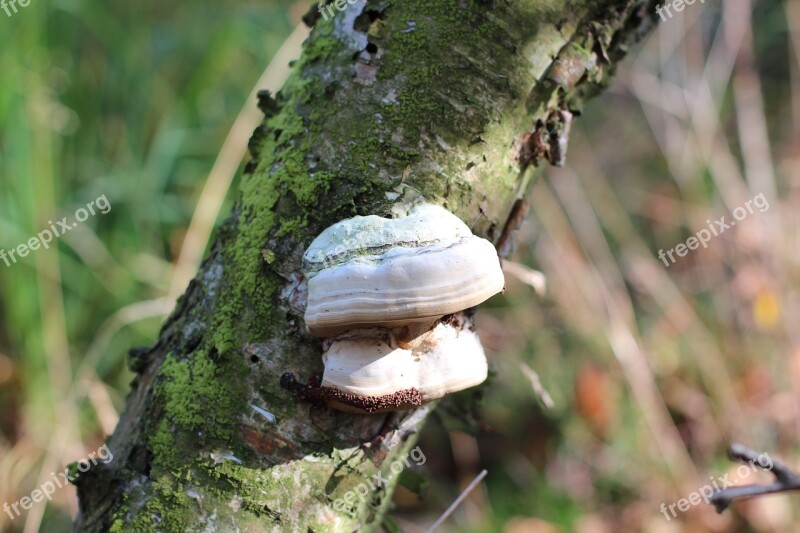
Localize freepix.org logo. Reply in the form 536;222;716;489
330;446;427;512
1;0;31;18
0;194;111;269
658;193;769;267
655;0;706;22
3;444;114;521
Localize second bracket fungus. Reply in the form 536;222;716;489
300;204;504;413
320;314;488;413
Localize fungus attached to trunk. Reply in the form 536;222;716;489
320;313;488;413
300;203;504;412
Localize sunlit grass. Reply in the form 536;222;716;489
0;2;298;531
452;0;800;530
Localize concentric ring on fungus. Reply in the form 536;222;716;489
300;203;504;412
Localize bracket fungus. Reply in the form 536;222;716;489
300;204;504;413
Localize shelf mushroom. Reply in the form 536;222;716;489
300;204;504;412
319;314;488;413
303;204;505;337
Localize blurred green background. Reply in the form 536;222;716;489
1;0;799;531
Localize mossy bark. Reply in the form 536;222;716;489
74;1;657;531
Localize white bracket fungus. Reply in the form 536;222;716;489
299;204;504;413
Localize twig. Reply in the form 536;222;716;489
503;261;547;297
426;470;488;533
519;363;555;409
710;443;800;513
495;198;529;258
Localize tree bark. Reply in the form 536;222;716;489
74;1;657;531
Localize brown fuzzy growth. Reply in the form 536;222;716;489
315;386;423;414
282;373;424;413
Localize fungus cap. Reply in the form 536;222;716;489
303;205;504;337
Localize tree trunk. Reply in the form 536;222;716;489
74;1;656;531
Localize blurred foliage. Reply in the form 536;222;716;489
0;1;297;530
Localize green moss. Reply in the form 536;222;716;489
149;351;248;474
204;27;347;355
298;25;341;63
118;476;193;532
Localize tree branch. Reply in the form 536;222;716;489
74;1;659;530
710;443;800;513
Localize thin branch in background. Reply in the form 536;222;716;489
502;261;547;297
426;470;488;533
710;443;800;513
519;363;555;409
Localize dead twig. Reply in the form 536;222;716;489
710;443;800;513
426;470;488;532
